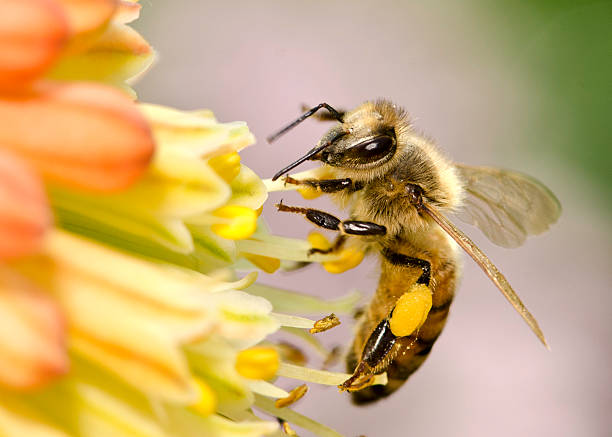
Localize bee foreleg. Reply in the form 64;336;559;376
284;175;363;193
275;201;387;235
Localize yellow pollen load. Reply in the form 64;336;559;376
307;232;332;252
190;377;217;416
235;346;280;380
323;247;364;274
211;205;257;240
208;152;241;182
389;284;433;337
307;233;365;273
297;186;322;200
243;253;281;273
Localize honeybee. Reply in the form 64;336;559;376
267;100;561;404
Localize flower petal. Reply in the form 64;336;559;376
139;103;255;158
164;406;277;437
0;149;51;259
0;0;69;89
114;1;141;24
0;266;67;390
213;290;279;348
0;81;155;191
10;231;234;402
228;165;268;210
0;401;69;437
57;0;117;40
48;22;155;86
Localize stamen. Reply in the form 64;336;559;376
190;377;217;416
211;205;257;240
235;346;280;380
309;313;341;334
243;253;281;273
275;383;308;408
208;152;241;182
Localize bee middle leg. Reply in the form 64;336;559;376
275;201;387;236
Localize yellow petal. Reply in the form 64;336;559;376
0;0;69;90
0;266;67;390
0;149;51;259
228;165;268;210
0;81;154;192
0;402;69;437
187;339;254;416
48;21;155;85
211;205;257;240
208;152;241;183
139;103;255;158
214;290;279;348
242;253;280;274
190;378;217;417
235;347;279;380
10;231;226;402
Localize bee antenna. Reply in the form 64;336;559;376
271;142;331;181
267;103;343;143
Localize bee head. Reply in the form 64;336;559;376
270;101;406;181
314;122;397;171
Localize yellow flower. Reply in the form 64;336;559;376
0;2;383;436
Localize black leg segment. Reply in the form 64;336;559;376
284;175;363;193
308;235;347;255
341;221;387;236
382;248;431;285
275;201;387;236
361;318;398;368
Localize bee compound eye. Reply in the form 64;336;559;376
347;135;395;163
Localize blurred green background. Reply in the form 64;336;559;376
479;0;611;211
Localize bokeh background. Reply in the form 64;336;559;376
133;1;611;436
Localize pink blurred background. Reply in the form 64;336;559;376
134;2;611;436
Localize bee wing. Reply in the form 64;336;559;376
421;202;548;348
454;164;561;248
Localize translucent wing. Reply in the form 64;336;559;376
455;164;561;248
421;203;548;347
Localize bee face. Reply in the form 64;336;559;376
315;123;397;170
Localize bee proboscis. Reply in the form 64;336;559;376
268;100;561;403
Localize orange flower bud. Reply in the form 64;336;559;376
0;149;51;259
114;0;141;25
0;81;155;191
57;0;117;38
0;0;69;90
0;266;68;390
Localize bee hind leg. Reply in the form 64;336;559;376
339;316;399;392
